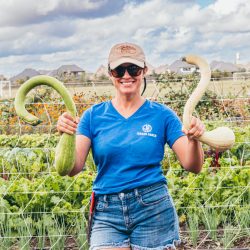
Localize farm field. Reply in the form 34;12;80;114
0;76;249;249
1;78;250;100
62;78;250;99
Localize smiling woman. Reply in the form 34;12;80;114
56;42;207;250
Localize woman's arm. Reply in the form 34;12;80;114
172;117;205;174
57;112;91;176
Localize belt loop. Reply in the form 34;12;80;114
119;192;125;200
134;188;139;197
103;194;107;202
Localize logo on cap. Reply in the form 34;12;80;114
117;45;137;54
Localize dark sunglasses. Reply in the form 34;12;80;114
109;64;143;78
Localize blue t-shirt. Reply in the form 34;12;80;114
77;100;185;194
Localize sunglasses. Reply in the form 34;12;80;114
109;64;143;78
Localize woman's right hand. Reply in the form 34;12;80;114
57;112;80;135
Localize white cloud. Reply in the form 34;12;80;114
208;0;248;15
0;0;116;27
0;0;250;78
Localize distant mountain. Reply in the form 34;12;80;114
95;65;109;78
10;68;40;83
210;60;240;72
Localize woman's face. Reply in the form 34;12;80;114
109;63;147;96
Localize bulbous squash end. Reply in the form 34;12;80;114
55;134;76;176
199;127;235;152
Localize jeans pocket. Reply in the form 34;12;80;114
137;185;168;206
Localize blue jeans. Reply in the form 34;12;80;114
90;182;181;249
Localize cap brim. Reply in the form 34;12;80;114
109;57;145;69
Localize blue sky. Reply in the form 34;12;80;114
0;0;249;77
197;0;214;8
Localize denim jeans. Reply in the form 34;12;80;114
90;182;181;249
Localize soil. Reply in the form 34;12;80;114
177;225;250;250
8;227;250;249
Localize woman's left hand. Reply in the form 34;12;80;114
182;116;205;140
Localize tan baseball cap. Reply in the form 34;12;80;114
108;42;146;69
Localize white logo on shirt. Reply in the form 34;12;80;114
142;124;152;133
137;124;157;137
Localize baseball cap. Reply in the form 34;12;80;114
108;42;146;70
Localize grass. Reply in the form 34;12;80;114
201;207;221;241
187;211;200;246
75;217;88;250
36;217;46;249
221;224;236;249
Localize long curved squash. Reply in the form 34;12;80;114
182;55;235;151
14;75;77;176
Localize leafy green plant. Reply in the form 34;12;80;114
17;217;32;250
35;214;47;249
0;85;249;248
234;207;250;237
0;212;14;248
75;216;88;250
201;207;221;241
221;224;236;249
187;210;200;246
48;220;66;249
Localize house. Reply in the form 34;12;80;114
10;68;40;84
49;64;85;81
169;60;198;74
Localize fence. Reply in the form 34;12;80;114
233;72;250;81
0;77;249;249
0;81;12;99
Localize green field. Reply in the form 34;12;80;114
0;76;249;249
2;78;249;101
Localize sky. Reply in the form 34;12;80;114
0;0;250;77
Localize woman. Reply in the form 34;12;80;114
57;42;205;250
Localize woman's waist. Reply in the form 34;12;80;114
94;180;167;202
93;165;166;195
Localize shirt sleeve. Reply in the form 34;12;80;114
165;108;185;148
76;108;92;139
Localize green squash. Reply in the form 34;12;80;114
14;75;77;176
